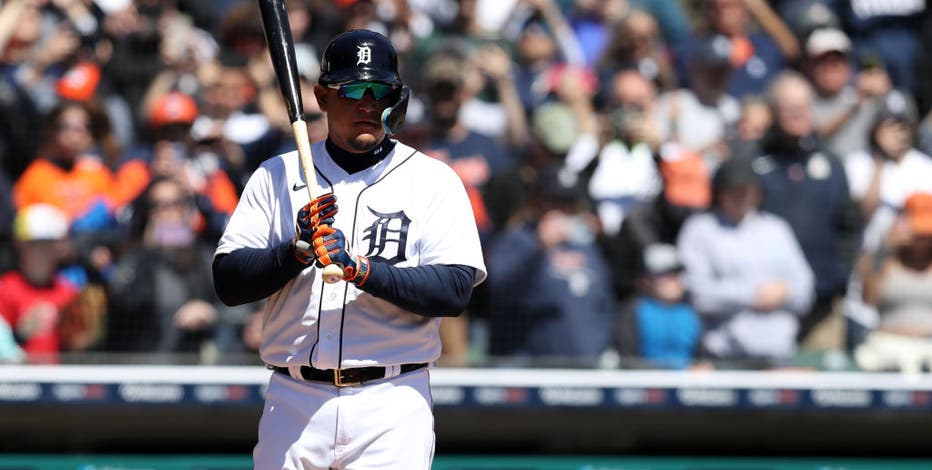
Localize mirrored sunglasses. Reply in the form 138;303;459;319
328;81;397;100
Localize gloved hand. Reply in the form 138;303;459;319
293;193;338;264
311;228;371;287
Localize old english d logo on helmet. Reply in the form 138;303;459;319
319;29;402;86
356;45;372;65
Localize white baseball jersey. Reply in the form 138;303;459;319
216;140;487;369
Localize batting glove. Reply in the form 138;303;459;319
293;193;338;264
311;228;371;287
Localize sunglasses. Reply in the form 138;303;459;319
150;198;188;211
328;81;397;100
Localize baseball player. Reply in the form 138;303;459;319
212;29;487;470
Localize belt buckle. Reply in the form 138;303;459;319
333;368;361;388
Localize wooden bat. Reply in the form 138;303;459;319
257;0;343;284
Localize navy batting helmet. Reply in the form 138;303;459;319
319;29;403;86
319;29;410;135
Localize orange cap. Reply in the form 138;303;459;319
149;92;199;128
660;151;712;209
905;192;932;236
56;62;101;101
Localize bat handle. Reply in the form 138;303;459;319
291;120;342;285
321;264;344;284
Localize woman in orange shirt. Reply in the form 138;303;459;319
13;101;117;232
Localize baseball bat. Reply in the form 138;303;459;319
257;0;343;284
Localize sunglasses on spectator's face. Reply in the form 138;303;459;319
328;81;397;100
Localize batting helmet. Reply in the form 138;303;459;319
319;29;410;135
319;29;403;86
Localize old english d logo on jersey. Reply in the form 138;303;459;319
361;207;409;265
356;45;372;65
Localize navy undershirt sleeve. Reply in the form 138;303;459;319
213;241;476;316
361;263;476;317
212;241;306;306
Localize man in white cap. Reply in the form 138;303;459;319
0;204;85;363
804;27;891;160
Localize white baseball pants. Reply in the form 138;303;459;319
253;368;434;470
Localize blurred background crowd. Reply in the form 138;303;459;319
2;0;932;373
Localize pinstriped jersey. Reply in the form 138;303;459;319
215;140;487;369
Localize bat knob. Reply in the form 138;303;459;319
321;264;344;284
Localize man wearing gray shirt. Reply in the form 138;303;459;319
677;156;815;364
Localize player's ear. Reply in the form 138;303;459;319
314;84;328;112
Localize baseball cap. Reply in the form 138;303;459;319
535;162;586;204
905;192;932;235
149;92;199;128
793;2;840;37
424;54;463;87
56;62;101;101
660;152;711;209
643;243;684;276
13;204;69;242
95;0;131;14
691;34;732;69
805;28;851;57
543;63;598;95
875;89;918;125
532;102;579;155
712;156;760;193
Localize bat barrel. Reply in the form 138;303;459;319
257;0;304;123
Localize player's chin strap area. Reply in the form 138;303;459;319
381;85;410;136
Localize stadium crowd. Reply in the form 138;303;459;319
1;0;932;373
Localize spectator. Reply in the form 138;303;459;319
566;0;629;68
56;60;134;168
504;0;585;115
485;164;615;366
855;192;932;374
0;204;98;364
842;90;932;350
137;3;218;104
143;90;238;243
459;43;531;149
13;101;117;231
803;27;891;161
2;1;83;115
405;49;519;237
603;151;711;302
674;0;798;98
845;90;932;227
678;156;814;366
832;0;924;93
0;1;49;179
105;177;227;363
192;51;273;184
111;90;197;215
654;34;741;171
101;0;165;131
754;71;861;352
615;243;701;370
563;69;661;237
597;8;677;93
726;94;773;161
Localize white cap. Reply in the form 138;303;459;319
13;204;69;242
806;28;851;57
95;0;132;15
643;243;683;275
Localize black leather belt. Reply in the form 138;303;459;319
270;363;428;387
